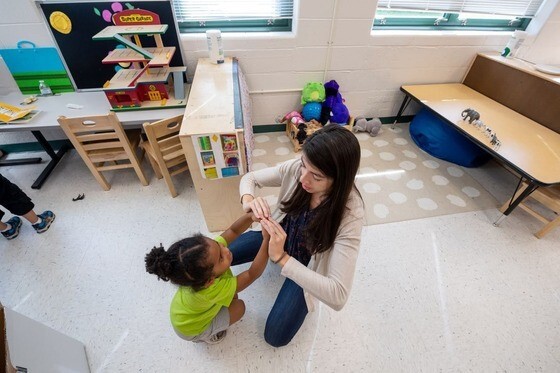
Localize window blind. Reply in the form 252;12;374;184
172;0;294;22
376;0;545;17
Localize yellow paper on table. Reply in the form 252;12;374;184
0;102;34;123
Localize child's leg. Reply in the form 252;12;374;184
200;307;231;343
264;278;308;347
175;307;231;343
0;174;35;219
227;298;246;325
22;210;39;224
229;230;263;265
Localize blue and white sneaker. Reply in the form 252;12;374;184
32;211;56;234
1;216;22;240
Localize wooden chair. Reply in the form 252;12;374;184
500;182;560;238
57;112;148;191
141;115;188;197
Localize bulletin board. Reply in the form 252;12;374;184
37;0;184;91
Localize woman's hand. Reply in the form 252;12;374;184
260;218;287;262
242;195;271;220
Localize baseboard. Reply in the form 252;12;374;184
253;115;415;133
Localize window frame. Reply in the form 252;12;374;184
172;0;294;34
373;11;532;32
177;19;292;34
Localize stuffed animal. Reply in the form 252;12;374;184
320;80;342;124
302;102;322;122
301;82;325;105
330;101;350;125
296;123;307;144
353;116;382;137
282;110;305;125
319;80;350;125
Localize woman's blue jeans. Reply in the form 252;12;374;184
229;230;308;347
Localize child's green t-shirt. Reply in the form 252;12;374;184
170;236;237;336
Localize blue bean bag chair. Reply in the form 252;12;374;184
409;108;491;167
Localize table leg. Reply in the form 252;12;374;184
493;180;538;226
0;148;42;166
392;94;411;129
0;156;43;166
30;131;70;189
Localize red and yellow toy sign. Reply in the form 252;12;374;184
113;9;160;25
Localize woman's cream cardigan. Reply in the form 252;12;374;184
239;158;364;312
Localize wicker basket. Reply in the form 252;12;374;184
285;117;354;152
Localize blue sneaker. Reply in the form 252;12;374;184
32;211;55;234
2;216;22;240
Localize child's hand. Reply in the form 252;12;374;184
261;222;271;240
243;196;271;220
260;218;286;260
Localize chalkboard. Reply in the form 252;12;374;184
39;0;185;91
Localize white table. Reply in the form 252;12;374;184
395;83;560;218
0;91;185;188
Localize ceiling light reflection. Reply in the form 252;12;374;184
355;169;406;179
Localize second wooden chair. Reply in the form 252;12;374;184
57;112;148;191
141;115;189;197
500;182;560;238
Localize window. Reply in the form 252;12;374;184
374;0;546;31
171;0;294;33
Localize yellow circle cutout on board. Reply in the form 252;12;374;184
49;11;72;34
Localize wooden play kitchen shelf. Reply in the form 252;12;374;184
91;9;186;111
285;117;354;152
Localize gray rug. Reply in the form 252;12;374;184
251;123;498;226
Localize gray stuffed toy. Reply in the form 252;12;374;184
352;116;382;137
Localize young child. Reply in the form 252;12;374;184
1;173;55;240
145;213;283;344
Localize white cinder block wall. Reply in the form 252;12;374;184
1;0;559;145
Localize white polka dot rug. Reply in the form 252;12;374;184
250;123;498;226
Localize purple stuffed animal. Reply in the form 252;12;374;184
320;80;344;124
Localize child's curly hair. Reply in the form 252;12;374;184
145;234;214;292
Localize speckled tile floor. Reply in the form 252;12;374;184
1;129;559;372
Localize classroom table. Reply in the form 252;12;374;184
394;83;560;220
0;91;185;189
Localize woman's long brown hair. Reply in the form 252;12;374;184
280;124;361;254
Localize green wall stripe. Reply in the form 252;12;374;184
253;123;285;133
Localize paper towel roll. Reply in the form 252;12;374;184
206;30;224;64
